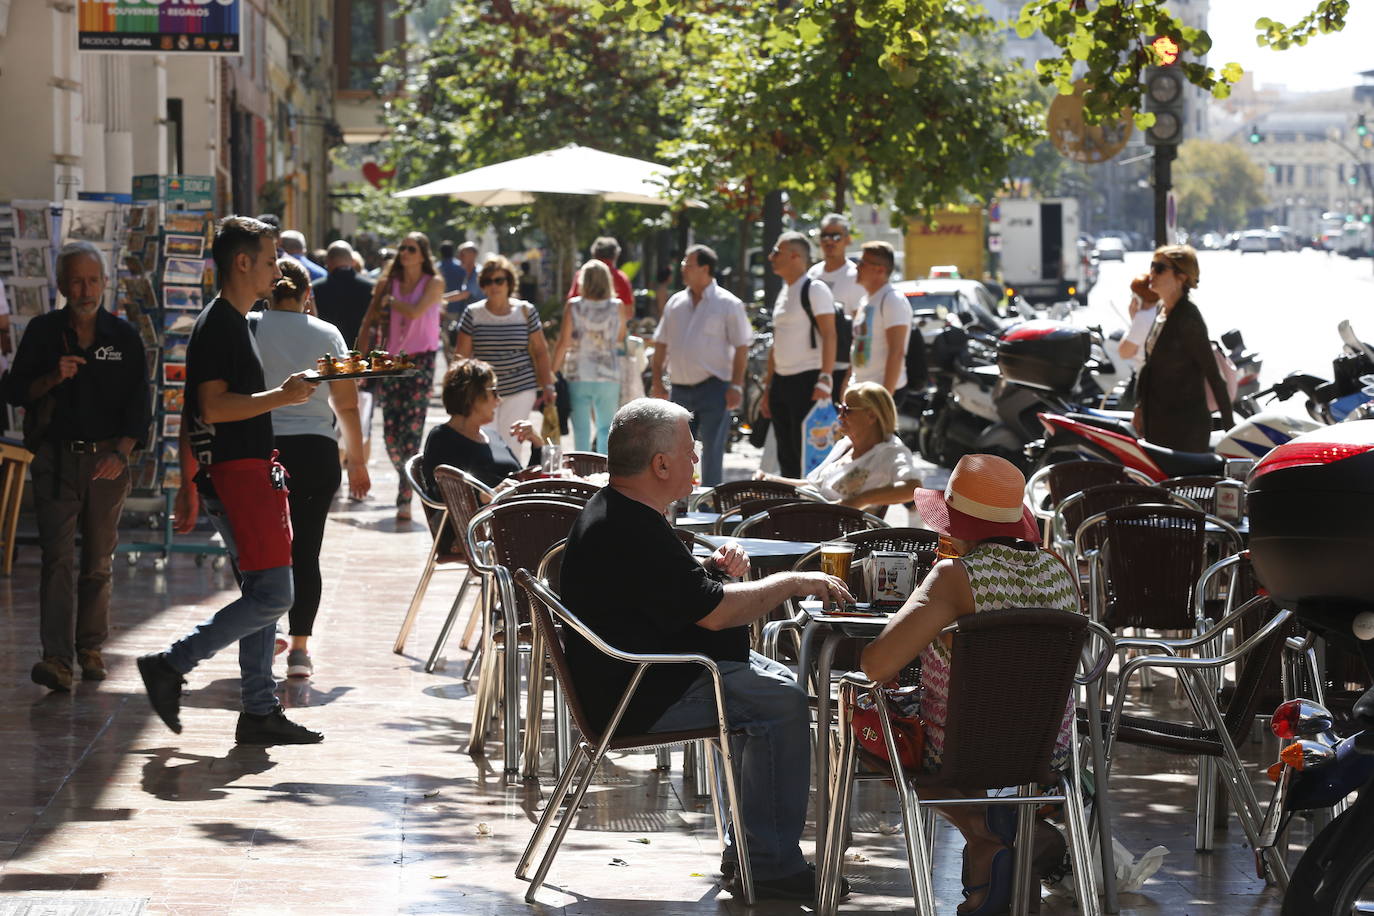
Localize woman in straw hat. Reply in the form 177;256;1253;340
861;453;1078;915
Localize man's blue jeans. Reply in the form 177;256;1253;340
671;376;730;487
648;651;810;880
165;496;293;715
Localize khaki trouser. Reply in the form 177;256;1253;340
32;442;130;661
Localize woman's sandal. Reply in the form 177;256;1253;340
957;845;1014;916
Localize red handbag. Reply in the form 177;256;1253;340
851;684;925;769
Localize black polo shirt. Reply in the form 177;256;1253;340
4;306;149;445
312;268;374;350
184;297;273;469
559;486;746;736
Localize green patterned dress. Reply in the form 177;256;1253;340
918;541;1080;773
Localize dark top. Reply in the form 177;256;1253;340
3;306;149;444
420;423;522;493
1136;297;1234;452
560;486;743;736
311;268;374;350
184;297;273;470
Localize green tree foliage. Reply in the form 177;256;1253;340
659;0;1043;216
1173;140;1267;231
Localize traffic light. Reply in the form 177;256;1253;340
1359;114;1368;137
1249;124;1263;144
1143;38;1185;147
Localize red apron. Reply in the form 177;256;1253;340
206;454;292;572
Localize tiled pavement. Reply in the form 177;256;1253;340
0;411;1301;914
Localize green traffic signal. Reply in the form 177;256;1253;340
1358;114;1369;137
1248;124;1262;143
1364;214;1373;224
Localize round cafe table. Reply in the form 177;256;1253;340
696;533;821;577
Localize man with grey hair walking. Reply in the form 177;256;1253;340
559;397;852;901
4;241;149;690
279;229;326;282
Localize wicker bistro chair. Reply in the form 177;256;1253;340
1158;474;1229;515
1052;483;1199;560
405;464;494;674
712;497;810;535
1026;460;1153;539
1082;597;1302;886
689;478;814;513
734;502;889;544
513;569;756;905
493;477;600;504
817;608;1114;916
560;451;608;477
462;498;585;779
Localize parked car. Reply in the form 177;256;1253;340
1092;237;1126;260
1238;230;1269;254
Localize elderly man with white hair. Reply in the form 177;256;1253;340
4;241;149;690
279;229;326;282
558;397;853;901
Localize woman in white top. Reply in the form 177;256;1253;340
552;259;626;452
250;259;370;678
754;381;921;510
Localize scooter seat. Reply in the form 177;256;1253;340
1136;440;1227;478
1065;411;1137;440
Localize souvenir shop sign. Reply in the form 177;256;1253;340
77;0;242;56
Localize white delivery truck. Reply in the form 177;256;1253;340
995;198;1085;306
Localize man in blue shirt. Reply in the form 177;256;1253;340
280;230;327;283
441;241;484;359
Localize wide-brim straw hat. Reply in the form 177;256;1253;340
913;454;1041;544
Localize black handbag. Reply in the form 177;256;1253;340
748;414;770;448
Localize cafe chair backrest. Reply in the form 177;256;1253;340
561;451;608;477
1046;460;1146;507
1158;474;1227;515
735;501;888;542
432;465;496;560
1059;482;1192;553
466;498;585;623
495;477;600;504
1099;504;1206;631
690;479;814;514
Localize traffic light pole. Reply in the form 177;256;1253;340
1153;144;1176;248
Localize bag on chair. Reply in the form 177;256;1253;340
850;684;925;769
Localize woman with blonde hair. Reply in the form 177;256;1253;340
355;231;445;521
1134;244;1232;451
753;381;921;510
552;259;626;452
455;254;554;463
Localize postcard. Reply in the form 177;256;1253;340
163;361;187;384
163;285;203;312
142;240;159;270
124;254;145;277
11;283;48;317
161;440;181;464
14;203;49;241
162;385;185;414
127;230;146;252
165;212;209;236
65;205;113;243
13;243;50;282
162;464;182;491
162;414;182;438
164;233;204;259
164;335;189;362
163;310;197;336
163;258;203;286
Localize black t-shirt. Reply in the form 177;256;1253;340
312;269;374;350
185;297;273;469
421;423;522;493
560;486;745;736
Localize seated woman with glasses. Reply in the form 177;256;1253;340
1134;244;1233;451
861;454;1076;915
454;255;555;466
752;381;920;510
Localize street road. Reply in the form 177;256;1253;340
1075;248;1374;414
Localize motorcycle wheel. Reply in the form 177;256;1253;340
1282;807;1374;915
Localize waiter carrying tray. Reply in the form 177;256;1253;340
137;216;323;746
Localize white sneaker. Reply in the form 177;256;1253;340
285;649;313;678
274;625;288;657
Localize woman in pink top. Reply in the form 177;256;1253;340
356;232;445;521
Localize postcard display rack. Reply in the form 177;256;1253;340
116;179;226;566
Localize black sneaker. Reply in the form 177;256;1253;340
235;706;323;746
137;652;185;734
723;862;849;901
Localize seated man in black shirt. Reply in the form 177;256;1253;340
560;398;852;901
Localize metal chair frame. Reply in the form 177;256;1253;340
1025;460;1154;534
392;457;493;662
492;477;599;504
560;450;608;477
514;569;755;905
421;466;497;675
1052;485;1200;560
817;609;1115;916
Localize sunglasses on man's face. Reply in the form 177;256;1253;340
819;232;845;242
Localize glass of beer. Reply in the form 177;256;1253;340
819;544;856;605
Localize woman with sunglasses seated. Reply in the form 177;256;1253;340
861;454;1076;915
1134;245;1233;451
454;255;555;466
752;381;920;510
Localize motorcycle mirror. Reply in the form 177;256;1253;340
1338;319;1374;363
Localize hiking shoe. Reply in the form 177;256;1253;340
723;863;848;901
235;706;323;746
137;652;185;733
285;649;313;679
31;656;73;692
77;648;107;681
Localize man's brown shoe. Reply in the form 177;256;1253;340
32;657;74;691
77;649;107;681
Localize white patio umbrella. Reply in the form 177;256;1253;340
392;143;700;208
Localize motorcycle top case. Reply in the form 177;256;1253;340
995;320;1090;396
1248;420;1374;608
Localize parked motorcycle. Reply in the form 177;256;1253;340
1245;421;1374;914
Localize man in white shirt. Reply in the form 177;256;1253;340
764;231;836;478
652;245;752;486
849;241;913;404
806;214;863;400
